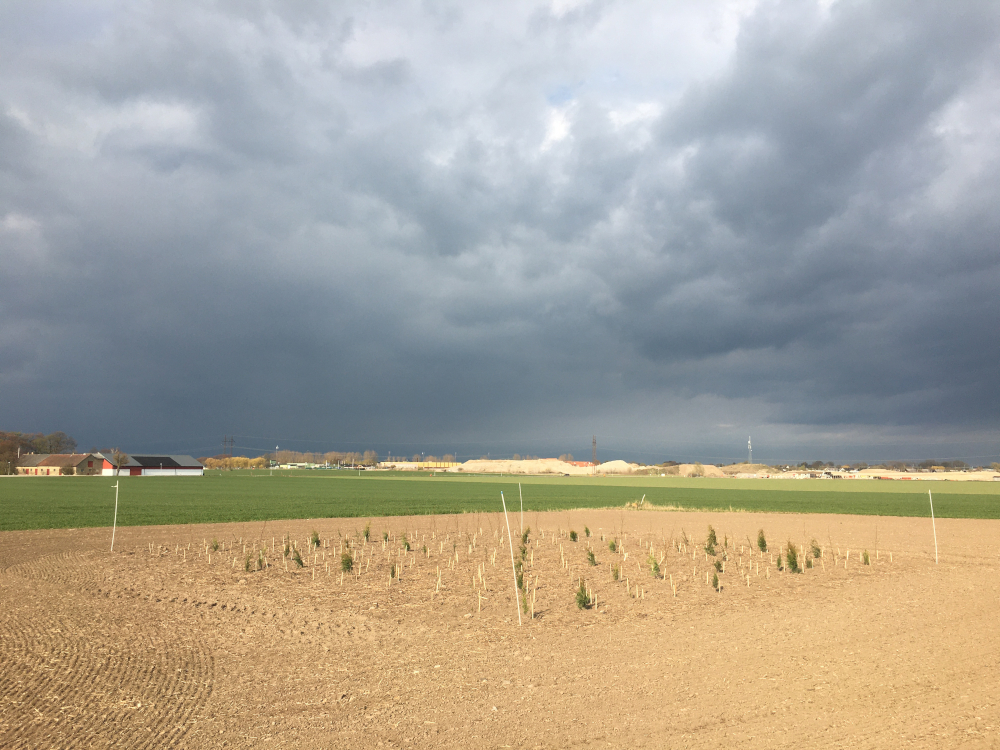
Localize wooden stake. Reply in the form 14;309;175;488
929;490;938;564
501;492;521;626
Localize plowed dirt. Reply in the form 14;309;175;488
2;510;998;748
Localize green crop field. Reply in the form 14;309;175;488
2;470;999;531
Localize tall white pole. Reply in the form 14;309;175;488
110;481;119;552
519;482;523;535
929;490;938;564
501;492;522;626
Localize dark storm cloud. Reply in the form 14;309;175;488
1;0;999;463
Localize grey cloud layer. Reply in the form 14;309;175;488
1;0;998;460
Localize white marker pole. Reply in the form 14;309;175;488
501;491;522;626
519;482;523;535
929;490;938;564
110;481;120;552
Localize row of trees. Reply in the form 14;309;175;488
0;431;78;475
201;456;270;470
275;450;381;466
200;450;386;469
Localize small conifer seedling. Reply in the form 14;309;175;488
648;555;660;578
705;526;718;556
757;529;767;553
785;541;800;573
576;580;589;609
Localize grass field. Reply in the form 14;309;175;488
2;469;999;531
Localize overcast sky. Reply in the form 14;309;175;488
2;0;998;464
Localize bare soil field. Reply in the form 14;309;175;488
2;509;998;749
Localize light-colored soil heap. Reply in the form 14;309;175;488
454;458;639;475
1;510;998;748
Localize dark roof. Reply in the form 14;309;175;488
128;454;203;468
18;454;48;467
129;455;181;468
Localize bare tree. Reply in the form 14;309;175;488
111;449;129;476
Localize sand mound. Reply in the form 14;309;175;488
455;458;582;475
677;463;726;478
453;458;640;475
719;463;772;476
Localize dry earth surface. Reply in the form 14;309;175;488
2;509;998;749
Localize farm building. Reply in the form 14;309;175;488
103;454;204;476
16;454;109;476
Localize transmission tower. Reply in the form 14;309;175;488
223;436;234;457
592;435;597;474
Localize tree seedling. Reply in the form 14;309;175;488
575;579;589;609
584;526;591;537
292;546;304;568
310;530;320;549
341;551;354;573
810;539;822;558
569;530;578;542
608;540;617;553
712;572;720;591
713;559;722;572
363;523;371;542
612;564;620;581
587;549;597;566
705;525;718;556
211;539;220;552
757;529;768;553
648;555;660;578
402;534;410;552
863;550;870;565
785;541;800;573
